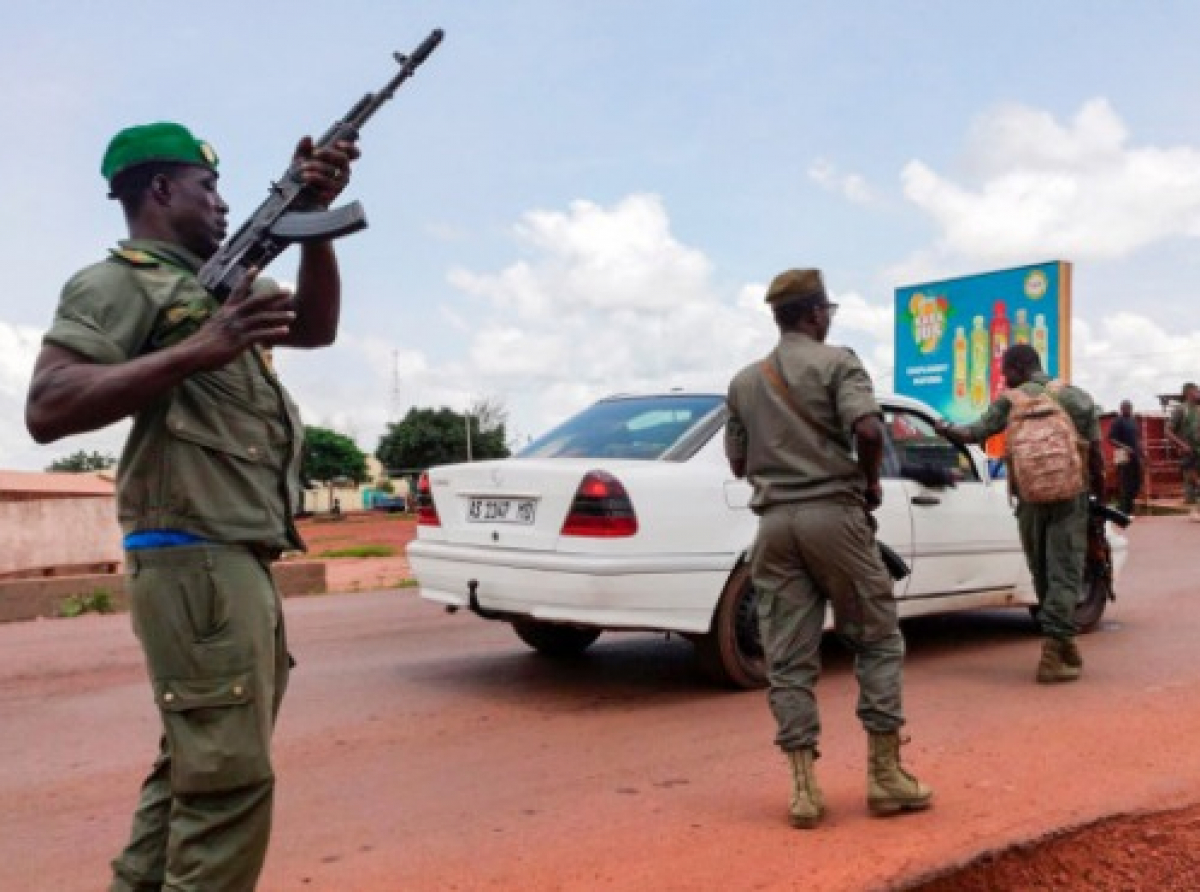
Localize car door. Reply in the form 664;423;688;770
721;429;913;598
883;406;1022;599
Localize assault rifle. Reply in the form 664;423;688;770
878;540;911;582
1089;498;1132;529
198;29;444;299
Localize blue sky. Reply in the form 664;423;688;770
5;1;1200;468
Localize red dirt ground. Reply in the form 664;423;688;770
290;511;416;593
288;512;1200;889
906;804;1200;890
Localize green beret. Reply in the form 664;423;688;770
100;122;219;184
764;268;827;307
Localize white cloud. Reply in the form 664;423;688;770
901;98;1200;263
0;321;127;468
1072;312;1200;410
0;322;41;467
447;193;777;434
449;194;713;319
809;158;876;205
0;322;41;401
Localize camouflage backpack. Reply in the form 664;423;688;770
1004;382;1087;503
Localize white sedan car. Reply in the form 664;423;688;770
408;392;1126;688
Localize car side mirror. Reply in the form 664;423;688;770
899;462;957;489
896;438;961;489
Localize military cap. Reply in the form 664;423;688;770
100;122;219;184
764;268;828;307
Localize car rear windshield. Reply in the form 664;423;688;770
519;395;724;460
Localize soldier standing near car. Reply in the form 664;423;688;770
935;344;1104;684
24;122;358;891
1165;382;1200;521
724;268;932;830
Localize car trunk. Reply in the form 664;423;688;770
424;458;641;551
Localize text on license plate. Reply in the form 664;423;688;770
467;498;537;524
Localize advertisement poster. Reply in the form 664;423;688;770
894;262;1072;435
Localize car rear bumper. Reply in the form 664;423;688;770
407;540;736;634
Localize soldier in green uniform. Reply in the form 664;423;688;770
25;122;359;891
936;344;1104;684
1165;382;1200;519
724;268;932;830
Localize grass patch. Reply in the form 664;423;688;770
394;578;419;589
59;590;116;618
317;545;396;559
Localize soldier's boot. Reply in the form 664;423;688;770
1060;637;1083;670
866;732;933;816
785;748;825;829
1036;638;1082;684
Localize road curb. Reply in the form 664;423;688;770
0;560;327;623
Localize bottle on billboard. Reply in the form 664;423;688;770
989;301;1010;400
1032;313;1050;370
970;315;988;408
1013;308;1031;345
953;326;968;401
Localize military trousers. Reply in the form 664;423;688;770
1181;454;1200;503
1116;460;1141;515
750;500;905;752
110;543;291;892
1016;494;1088;641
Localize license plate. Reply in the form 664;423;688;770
466;497;537;525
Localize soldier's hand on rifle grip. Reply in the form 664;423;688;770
295;136;361;209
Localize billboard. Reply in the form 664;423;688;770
894;261;1072;426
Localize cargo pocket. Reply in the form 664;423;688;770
156;673;272;794
854;579;900;644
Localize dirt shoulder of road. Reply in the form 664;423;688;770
289;511;416;594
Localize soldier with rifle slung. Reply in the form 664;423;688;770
724;268;933;831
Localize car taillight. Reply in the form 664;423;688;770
417;471;440;527
560;471;638;537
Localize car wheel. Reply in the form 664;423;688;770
511;621;602;658
695;563;766;689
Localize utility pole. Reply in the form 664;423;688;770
464;409;473;462
389;349;402;424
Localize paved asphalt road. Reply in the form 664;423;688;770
2;517;1199;891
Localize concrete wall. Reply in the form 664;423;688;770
0;560;327;623
0;497;122;574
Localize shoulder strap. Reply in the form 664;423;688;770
107;247;160;269
759;353;840;441
1004;387;1032;407
1007;380;1063;407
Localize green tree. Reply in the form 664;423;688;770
47;450;116;472
301;426;368;490
377;404;510;472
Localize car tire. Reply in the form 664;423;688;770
511;621;601;658
695;563;766;689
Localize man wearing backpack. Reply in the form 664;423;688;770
935;344;1104;684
